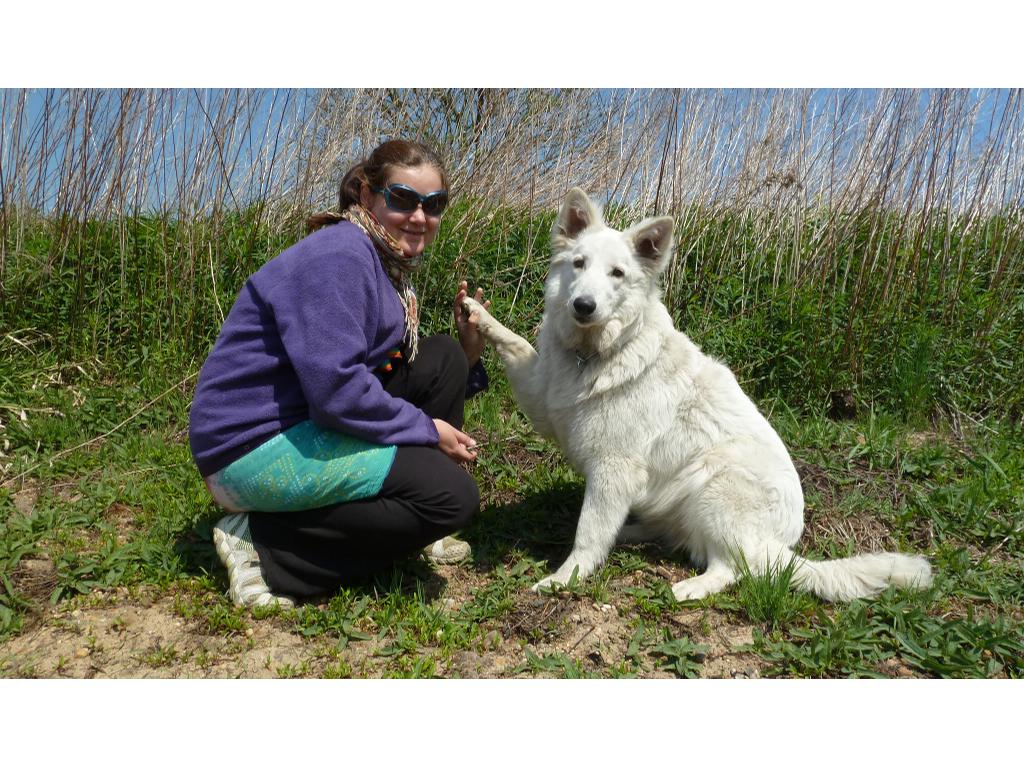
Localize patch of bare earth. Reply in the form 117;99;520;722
1;559;769;679
0;587;320;679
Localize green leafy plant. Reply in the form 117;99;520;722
650;634;709;678
514;650;596;679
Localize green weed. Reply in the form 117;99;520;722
649;633;709;678
513;650;597;678
624;580;679;620
294;594;374;650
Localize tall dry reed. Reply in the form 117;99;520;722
1;88;1021;371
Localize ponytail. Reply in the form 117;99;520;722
305;211;345;233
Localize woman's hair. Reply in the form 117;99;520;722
306;139;449;233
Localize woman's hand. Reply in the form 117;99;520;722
453;280;491;368
433;418;478;464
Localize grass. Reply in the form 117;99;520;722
732;553;815;632
755;590;1024;678
2;345;1022;677
2;334;1023;680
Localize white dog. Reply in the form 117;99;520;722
462;188;933;602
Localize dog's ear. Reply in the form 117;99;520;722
626;216;674;273
552;188;602;251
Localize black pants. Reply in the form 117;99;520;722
249;335;480;599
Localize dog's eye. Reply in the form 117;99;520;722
611;267;625;278
573;257;585;269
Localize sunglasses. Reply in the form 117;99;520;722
372;184;449;217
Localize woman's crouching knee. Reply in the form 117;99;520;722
388;446;480;533
434;467;479;532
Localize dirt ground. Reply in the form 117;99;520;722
0;557;768;679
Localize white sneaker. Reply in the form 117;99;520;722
213;513;295;609
422;536;471;564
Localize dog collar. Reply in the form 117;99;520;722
574;349;598;370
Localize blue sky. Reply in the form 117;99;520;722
2;88;1020;214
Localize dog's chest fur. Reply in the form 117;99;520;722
536;307;707;471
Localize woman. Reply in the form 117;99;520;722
188;139;490;608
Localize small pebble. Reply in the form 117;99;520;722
483;630;502;649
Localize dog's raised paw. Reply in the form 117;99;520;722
461;296;495;334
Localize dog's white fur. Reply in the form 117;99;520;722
462;188;933;602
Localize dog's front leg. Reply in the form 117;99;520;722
462;296;553;436
462;296;536;369
532;463;642;592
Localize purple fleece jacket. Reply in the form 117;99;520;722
188;221;441;477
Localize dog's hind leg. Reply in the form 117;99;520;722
671;558;736;601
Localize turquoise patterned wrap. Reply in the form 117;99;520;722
205;420;396;512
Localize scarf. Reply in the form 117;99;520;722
341;205;420;362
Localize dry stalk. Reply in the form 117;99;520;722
1;88;1021;358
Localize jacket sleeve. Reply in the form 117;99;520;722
267;237;439;446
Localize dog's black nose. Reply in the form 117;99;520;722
573;297;596;316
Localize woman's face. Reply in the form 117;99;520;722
360;164;445;259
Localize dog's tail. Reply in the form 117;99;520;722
791;550;932;602
753;543;933;602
